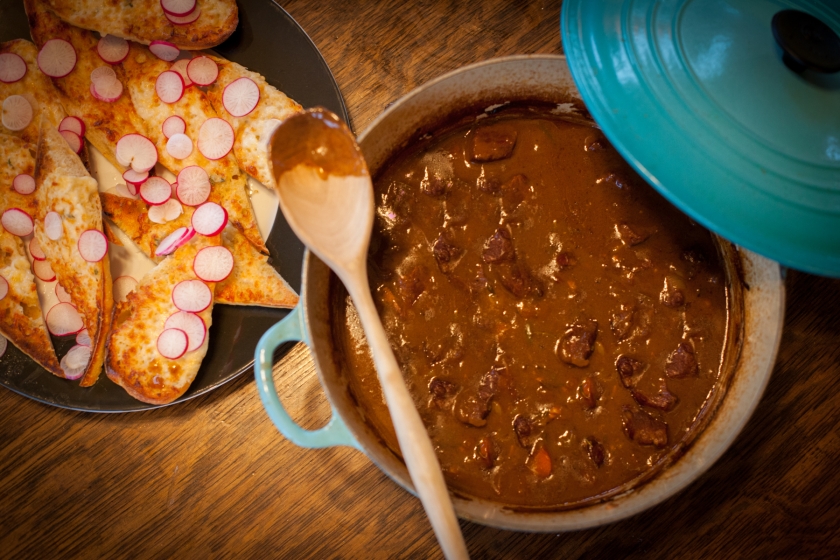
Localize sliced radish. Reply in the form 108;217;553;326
175;166;210;206
139;176;172;205
12;174;35;195
197;118;234;160
166;132;192;159
0;52;26;83
186;56;218;86
160;0;196;16
193;245;233;282
155;226;196;256
113;275;138;302
149;41;180;62
191;202;227;236
157;328;188;359
0;275;7;301
123;168;148;186
97;35;129;64
109;183;138;199
116;133;158;172
44;211;63;240
76;329;91;346
55;282;72;303
172;279;212;312
61;344;91;379
90;80;123;102
126;182;138;196
170;59;193;88
166;6;201;25
156;70;184;104
222;77;260;117
162;115;186;139
149;198;183;224
78;229;108;262
29;236;46;260
60;130;83;154
32;259;56;281
1;208;33;236
2;95;33;131
37;39;76;78
0;335;6;358
58;116;85;137
47;302;84;336
91;64;117;84
164;311;205;352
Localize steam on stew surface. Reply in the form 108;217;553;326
336;105;731;508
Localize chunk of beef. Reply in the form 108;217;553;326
621;406;669;448
582;437;605;467
476;436;497;470
420;171;450;197
478;367;500;401
497;262;544;299
470;124;517;162
379;180;414;226
615;355;644;388
429;377;458;400
610;304;635;341
455;367;502;427
555;251;576;270
476;168;501;194
616;222;650;246
660;277;685;308
501;174;529;211
579;376;601;409
632;379;678;411
557;319;598;367
513;415;533;448
433;233;460;272
397;265;428;306
483;228;515;263
665;342;698;378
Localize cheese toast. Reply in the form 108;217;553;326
203;54;303;191
34;124;112;386
0;133;63;377
43;0;237;50
100;192;298;308
106;233;218;404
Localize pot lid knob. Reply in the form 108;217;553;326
772;9;840;74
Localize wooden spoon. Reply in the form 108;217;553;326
269;108;469;560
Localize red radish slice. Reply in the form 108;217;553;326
0;52;26;83
126;182;138;196
55;282;72;303
155;226;195;256
176;166;210;206
44;211;63;240
197;118;234;160
156;70;184;104
149;198;183;224
222;77;260;117
1;208;33;236
76;329;91;347
139;176;172;205
61;344;91;379
193;245;233;282
162;115;186;138
109;183;138;199
116;133;158;172
12;174;35;195
149;41;180;62
164;311;205;352
29;236;46;260
166;132;192;159
187;56;218;86
60;130;83;154
90;64;117;84
123;168;148;185
78;229;108;262
170;59;193;87
33;259;56;281
172;280;212;312
157;328;188;359
2;95;33;131
0;335;6;358
90;80;123;102
37;39;76;78
97;35;129;64
160;0;196;16
166;6;201;25
58;116;85;136
47;303;84;336
191;202;227;236
113;275;138;302
0;275;7;301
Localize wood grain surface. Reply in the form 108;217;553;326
2;1;840;558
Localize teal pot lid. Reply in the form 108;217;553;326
561;0;840;276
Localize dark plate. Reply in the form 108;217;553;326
0;0;348;412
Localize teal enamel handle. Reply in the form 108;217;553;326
255;305;359;449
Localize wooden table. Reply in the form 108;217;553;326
3;1;839;558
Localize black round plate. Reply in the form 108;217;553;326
0;0;348;412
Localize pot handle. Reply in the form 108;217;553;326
255;305;359;449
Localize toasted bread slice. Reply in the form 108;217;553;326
100;192;298;308
0;133;62;377
203;54;303;191
0;39;65;144
25;0;150;172
106;233;218;405
120;42;267;254
34;124;112;386
44;0;237;50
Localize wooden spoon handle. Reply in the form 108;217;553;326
345;272;470;560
